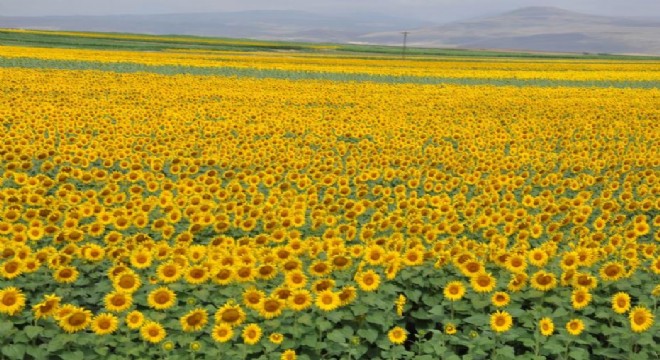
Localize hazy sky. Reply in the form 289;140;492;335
2;0;660;22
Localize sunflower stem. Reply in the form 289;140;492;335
563;340;572;360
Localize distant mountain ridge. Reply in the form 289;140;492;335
1;7;660;55
360;6;660;55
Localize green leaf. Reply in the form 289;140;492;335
2;344;26;359
0;321;14;335
327;329;346;345
59;351;85;360
26;346;49;360
463;314;488;326
24;325;44;339
494;346;515;359
569;347;590;360
357;327;379;343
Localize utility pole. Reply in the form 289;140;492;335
401;31;409;59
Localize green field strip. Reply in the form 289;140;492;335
1;56;659;89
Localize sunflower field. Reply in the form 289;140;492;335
0;41;659;360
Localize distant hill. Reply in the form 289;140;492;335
1;7;660;55
360;7;660;55
0;10;432;43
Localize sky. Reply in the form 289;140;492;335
2;0;660;22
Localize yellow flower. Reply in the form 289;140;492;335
53;266;79;284
315;290;341;312
215;301;246;326
529;270;557;292
629;306;654;333
0;287;26;316
104;291;133;313
566;319;585;336
140;321;166;343
387;326;407;345
259;296;285;319
281;349;297;360
491;291;510;308
125;310;145;330
611;292;631;314
355;270;381;292
599;261;625;281
395;294;406;316
58;306;92;333
91;313;119;335
444;281;466;301
32;294;61;319
490;310;513;333
539;317;554;336
570;288;592;310
471;272;497;293
147;287;177;310
180;308;208;332
211;322;234;343
269;332;284;344
242;323;263;345
288;289;313;311
444;322;457;335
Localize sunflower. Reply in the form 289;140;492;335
215;301;246;327
387;326;407;345
471;272;497;293
530;270;557;292
539;317;554;336
444;322;457;335
269;332;284;344
599;261;625;282
315;290;341;312
113;271;141;293
491;292;510;308
91;313;119;335
339;286;357;306
180;308;208;332
284;270;307;289
0;287;26;316
32;294;61;319
104;291;133;313
629;306;654;333
281;349;297;360
288;289;313;311
212;266;235;285
490;310;513;333
53;266;79;284
141;321;166;343
571;288;592;310
0;259;23;279
130;249;153;269
184;265;210;285
125;310;145;330
147;287;177;310
242;287;265;310
211;322;234;343
528;248;549;267
259;296;285;319
156;262;183;283
444;281;466;301
242;323;263;345
58;307;92;333
505;254;527;274
566;319;585;336
355;270;381;292
364;245;385;266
